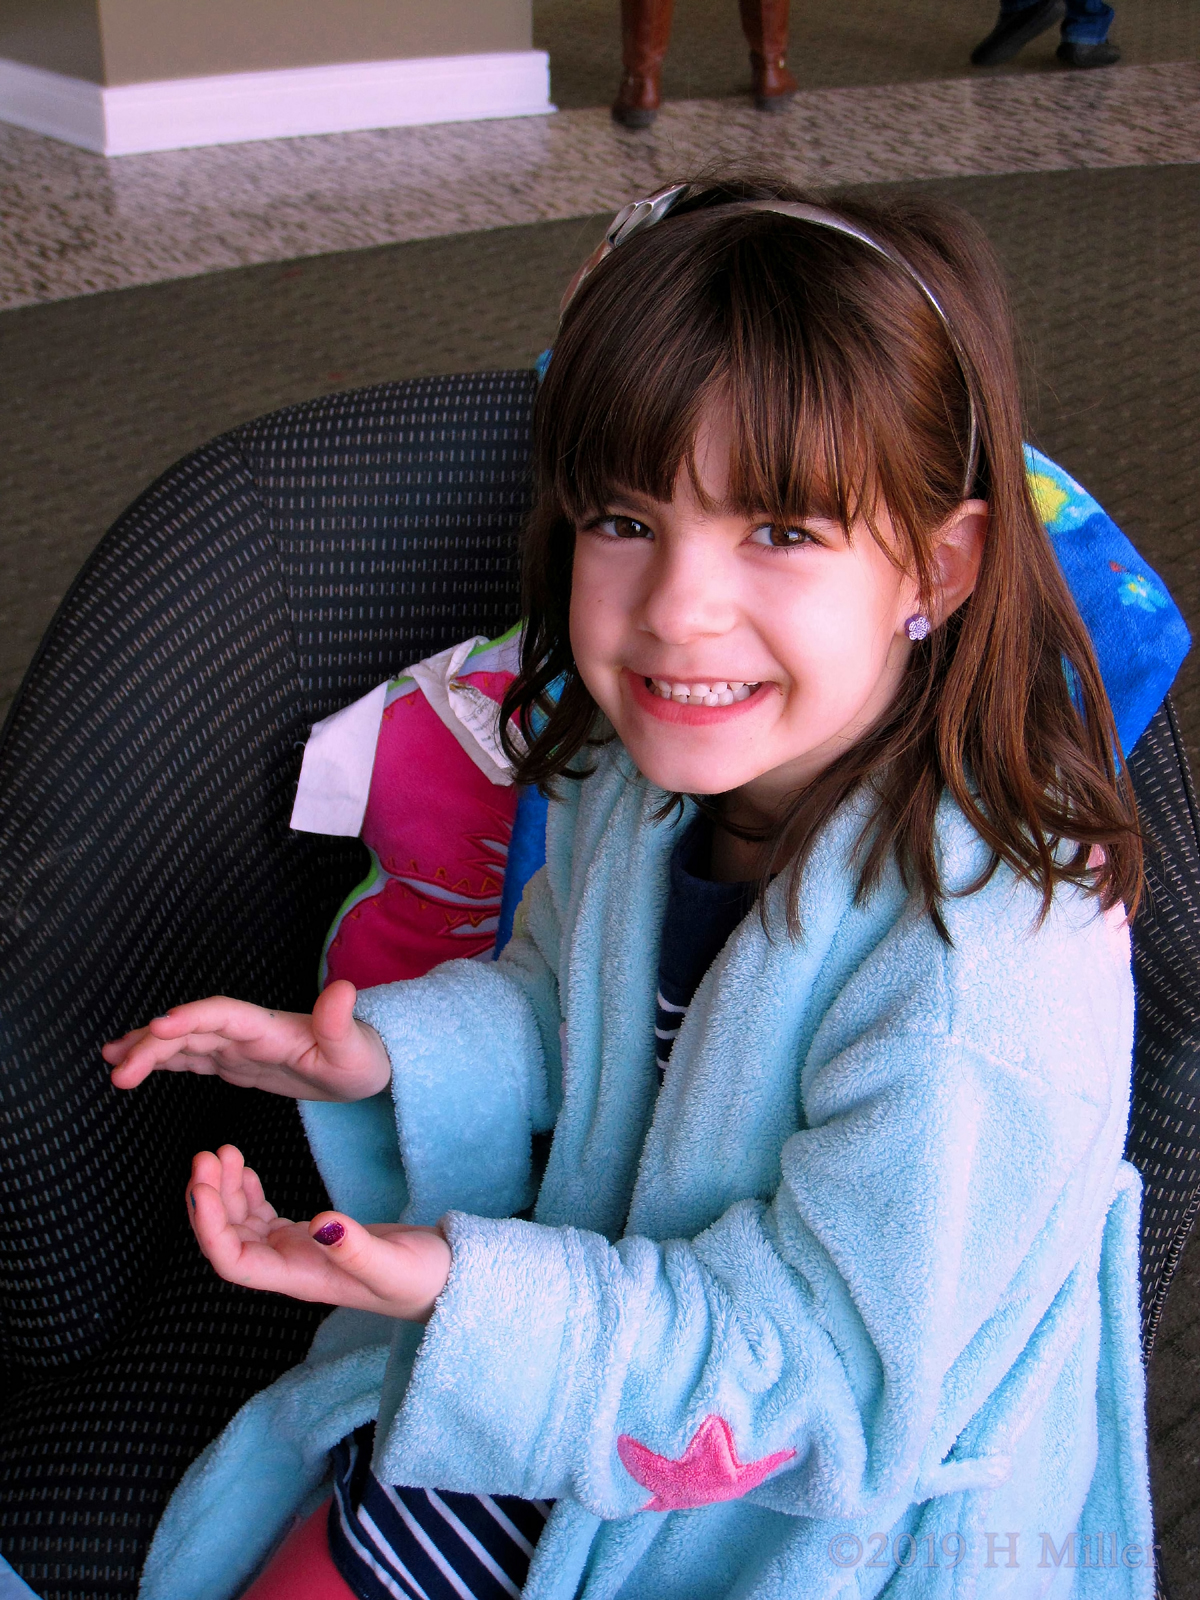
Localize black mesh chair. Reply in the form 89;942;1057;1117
1;371;1197;1600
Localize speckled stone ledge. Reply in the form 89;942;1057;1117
2;60;1198;311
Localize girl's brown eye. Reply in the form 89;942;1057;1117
595;515;653;540
749;523;814;549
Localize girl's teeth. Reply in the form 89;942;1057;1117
646;678;759;705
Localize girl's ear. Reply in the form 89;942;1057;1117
930;499;988;623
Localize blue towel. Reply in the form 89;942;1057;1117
495;785;549;955
0;1556;40;1600
1026;445;1189;753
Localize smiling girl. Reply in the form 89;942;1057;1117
108;180;1152;1600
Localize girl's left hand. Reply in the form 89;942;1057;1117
187;1145;451;1321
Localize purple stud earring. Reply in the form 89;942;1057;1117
905;613;931;642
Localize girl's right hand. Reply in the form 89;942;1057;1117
102;979;392;1102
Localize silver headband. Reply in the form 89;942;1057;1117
561;184;981;498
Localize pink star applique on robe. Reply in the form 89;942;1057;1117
616;1414;796;1512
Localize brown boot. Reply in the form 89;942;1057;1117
738;0;798;111
612;0;675;128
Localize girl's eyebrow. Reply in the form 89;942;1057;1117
584;490;661;517
577;499;844;527
732;503;840;523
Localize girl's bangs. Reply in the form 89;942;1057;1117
543;225;875;532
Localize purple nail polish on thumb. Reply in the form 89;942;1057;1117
313;1220;345;1246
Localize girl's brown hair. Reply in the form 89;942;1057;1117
500;177;1142;934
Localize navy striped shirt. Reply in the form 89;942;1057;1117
655;817;755;1080
329;1424;551;1600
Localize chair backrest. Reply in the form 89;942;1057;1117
0;369;1196;1597
0;371;533;1598
1122;697;1200;1348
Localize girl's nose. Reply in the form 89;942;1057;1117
638;542;737;643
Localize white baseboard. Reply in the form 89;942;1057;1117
0;51;554;155
0;58;105;150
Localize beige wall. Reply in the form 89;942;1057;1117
0;0;531;84
0;0;104;82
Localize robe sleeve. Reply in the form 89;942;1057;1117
300;863;564;1225
370;898;1136;1526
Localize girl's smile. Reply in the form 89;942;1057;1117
644;678;760;707
628;671;767;723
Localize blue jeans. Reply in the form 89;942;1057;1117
1000;0;1114;44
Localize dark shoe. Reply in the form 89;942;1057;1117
739;0;799;110
970;0;1065;65
1056;38;1121;66
611;0;674;127
612;75;661;126
750;50;799;110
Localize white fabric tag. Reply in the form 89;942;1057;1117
289;680;388;836
289;635;522;837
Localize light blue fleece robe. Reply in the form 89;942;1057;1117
140;745;1152;1600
